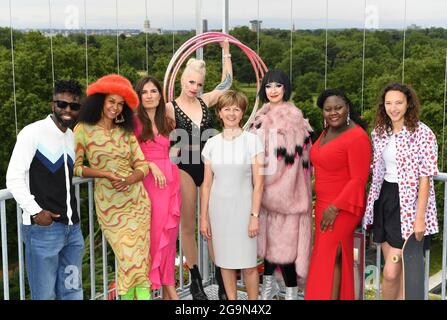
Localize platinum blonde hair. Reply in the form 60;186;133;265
181;58;206;81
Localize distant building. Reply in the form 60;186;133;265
202;19;208;32
249;20;262;32
408;24;421;30
144;19;151;32
143;18;162;34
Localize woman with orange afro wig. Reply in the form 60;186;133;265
74;74;152;300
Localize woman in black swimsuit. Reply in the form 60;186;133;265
166;39;233;300
172;96;213;186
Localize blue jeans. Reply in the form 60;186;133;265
22;222;85;300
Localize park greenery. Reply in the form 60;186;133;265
0;25;446;299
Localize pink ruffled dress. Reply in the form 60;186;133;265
134;118;181;289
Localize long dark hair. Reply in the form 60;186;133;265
78;93;134;132
134;76;174;141
316;88;368;131
374;83;420;135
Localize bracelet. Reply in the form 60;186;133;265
251;212;259;217
223;53;231;58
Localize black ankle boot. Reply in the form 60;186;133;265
189;265;208;300
215;266;228;300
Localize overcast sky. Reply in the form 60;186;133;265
0;0;446;30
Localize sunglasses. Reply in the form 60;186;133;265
53;100;81;111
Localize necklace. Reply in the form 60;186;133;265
98;121;116;142
222;129;242;141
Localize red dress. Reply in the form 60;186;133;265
305;125;371;300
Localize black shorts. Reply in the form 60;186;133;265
372;180;431;250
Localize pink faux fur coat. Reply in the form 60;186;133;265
248;101;313;287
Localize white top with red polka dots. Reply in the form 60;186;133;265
364;122;439;240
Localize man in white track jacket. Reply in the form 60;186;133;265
6;80;84;300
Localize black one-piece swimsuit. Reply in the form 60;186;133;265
172;97;213;187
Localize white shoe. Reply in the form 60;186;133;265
260;275;280;300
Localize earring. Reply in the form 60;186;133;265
347;113;351;126
114;113;125;124
324;119;327;128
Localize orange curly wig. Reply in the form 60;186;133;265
86;74;139;109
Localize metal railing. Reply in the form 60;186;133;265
0;178;210;300
366;173;447;300
1;174;446;300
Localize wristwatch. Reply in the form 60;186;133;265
31;213;39;220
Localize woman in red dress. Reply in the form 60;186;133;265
305;89;371;300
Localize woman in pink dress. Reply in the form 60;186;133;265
134;76;181;300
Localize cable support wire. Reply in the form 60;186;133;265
48;0;55;87
9;0;18;136
84;0;89;86
290;0;293;85
116;0;120;74
172;0;175;56
324;0;328;90
402;0;407;83
145;0;149;75
361;0;367;114
257;0;260;55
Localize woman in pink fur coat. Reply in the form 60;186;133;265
248;70;313;300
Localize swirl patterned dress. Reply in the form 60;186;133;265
74;123;151;295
